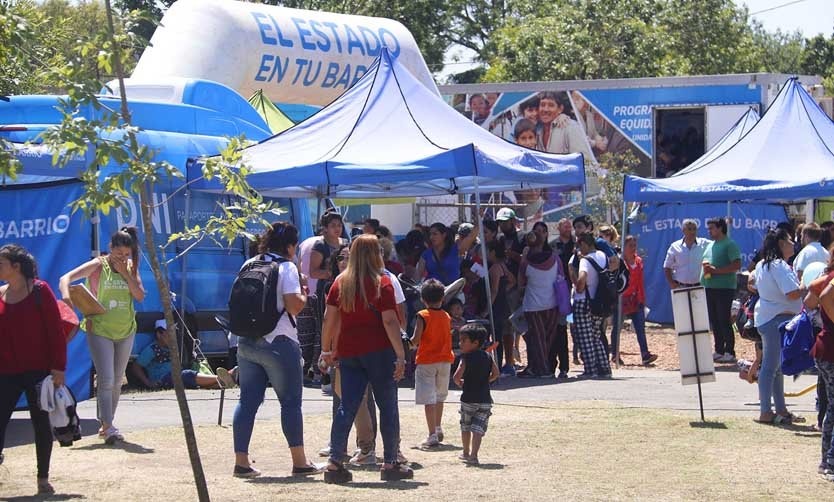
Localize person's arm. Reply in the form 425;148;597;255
58;258;101;302
776;262;804;301
410;315;425;347
711;259;741;275
575;268;588;294
397;303;407;330
39;283;67;385
320;304;341;367
664;268;678;290
130;361;155;388
489;357;500;383
415;256;427;280
381;309;406;380
453;358;466;388
308;249;331;281
457;221;480;253
108;255;146;302
489;265;501;306
820;282;834;321
281;263;307;316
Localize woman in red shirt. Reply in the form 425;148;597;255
0;244;66;494
320;235;412;483
611;236;658;366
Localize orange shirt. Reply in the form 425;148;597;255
415;308;454;364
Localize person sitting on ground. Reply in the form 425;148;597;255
453;323;499;466
410;279;455;448
131;320;237;390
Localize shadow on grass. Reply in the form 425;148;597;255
4;419;100;448
689;421;728;429
466;462;504;470
71;440;154;454
0;494;85;502
248;476;320;485
409;444;463;453
344;481;428;490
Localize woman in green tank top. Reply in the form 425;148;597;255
60;227;145;444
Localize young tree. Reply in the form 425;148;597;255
26;2;279;500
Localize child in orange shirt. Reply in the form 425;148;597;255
411;279;454;448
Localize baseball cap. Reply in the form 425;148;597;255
457;222;475;237
154;319;167;331
496;207;517;221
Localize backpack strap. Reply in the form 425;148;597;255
261;253;297;329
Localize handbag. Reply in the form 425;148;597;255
552;259;572;316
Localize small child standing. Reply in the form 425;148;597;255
453;323;499;465
411;279;454;448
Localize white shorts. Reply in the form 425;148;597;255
414;362;451;405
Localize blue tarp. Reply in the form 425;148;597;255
632;202;787;324
0;182;94;404
623;79;834;203
189;48;585;198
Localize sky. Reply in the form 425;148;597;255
737;0;834;37
438;0;834;81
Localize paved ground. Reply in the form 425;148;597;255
8;367;819;446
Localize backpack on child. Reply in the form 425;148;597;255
779;309;816;376
582;256;620;317
228;254;295;339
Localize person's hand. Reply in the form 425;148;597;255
51;370;65;387
321;352;337;369
703;263;717;274
61;296;74;308
110;255;129;276
393;359;405;381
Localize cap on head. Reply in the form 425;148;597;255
496;207;517;221
457;222;475;237
154;319;167;331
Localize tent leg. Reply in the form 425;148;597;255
91;210;101;258
726;201;732;237
615;199;628;369
581;182;587;214
474;180;497;354
180;189;192;366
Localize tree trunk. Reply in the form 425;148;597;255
103;1;210;500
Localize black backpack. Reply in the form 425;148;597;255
583;256;620;317
228;254;295;339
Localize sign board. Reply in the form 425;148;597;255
671;286;715;385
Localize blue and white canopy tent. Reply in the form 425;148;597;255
624;78;834;204
188;47;585;199
190;47;586;340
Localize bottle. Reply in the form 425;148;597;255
702;259;712;280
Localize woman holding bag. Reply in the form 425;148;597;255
0;244;66;494
518;222;566;378
610;236;658;366
59;226;145;444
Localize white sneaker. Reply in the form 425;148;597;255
712;352;722;361
421;434;439;448
104;426;123;445
719;353;736;363
349;449;377;466
216;367;236;388
317;445;331;457
435;428;444;443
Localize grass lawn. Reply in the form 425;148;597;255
1;401;830;501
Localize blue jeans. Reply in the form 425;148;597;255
330;347;400;465
757;314;791;416
611;304;650;359
233;336;304;453
816;359;834;470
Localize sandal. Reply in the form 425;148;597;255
777;413;805;424
324;461;352;484
380;462;414;481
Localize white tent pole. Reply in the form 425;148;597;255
726;200;732;237
614;198;627;368
474;177;497;345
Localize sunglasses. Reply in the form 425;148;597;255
336;255;347;262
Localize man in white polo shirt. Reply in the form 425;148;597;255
663;219;711;289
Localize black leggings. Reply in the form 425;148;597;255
0;371;53;478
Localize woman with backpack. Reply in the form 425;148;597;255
59;226;145;445
1;245;66;494
320;235;412;483
749;229;805;425
229;221;322;478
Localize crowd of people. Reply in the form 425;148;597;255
4;208;834;491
